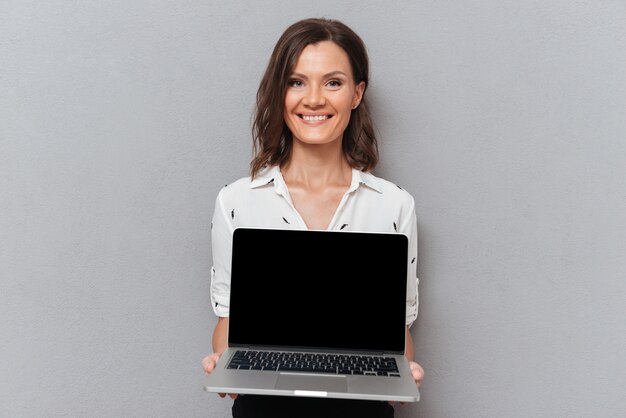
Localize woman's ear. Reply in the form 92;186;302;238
353;81;366;108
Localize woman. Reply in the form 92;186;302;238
202;17;424;418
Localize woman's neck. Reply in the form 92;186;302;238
281;142;352;189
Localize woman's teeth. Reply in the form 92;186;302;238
301;115;330;121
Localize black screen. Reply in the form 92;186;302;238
228;228;408;353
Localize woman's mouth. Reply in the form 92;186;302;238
299;114;333;121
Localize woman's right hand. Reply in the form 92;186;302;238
202;353;238;400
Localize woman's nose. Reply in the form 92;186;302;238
303;86;325;107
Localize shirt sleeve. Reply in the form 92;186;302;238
210;188;234;317
399;195;419;327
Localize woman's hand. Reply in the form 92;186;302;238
389;361;424;406
409;360;424;387
201;353;238;400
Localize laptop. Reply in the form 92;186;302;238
203;227;420;402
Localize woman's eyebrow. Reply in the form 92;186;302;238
290;71;348;79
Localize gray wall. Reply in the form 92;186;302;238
1;1;625;417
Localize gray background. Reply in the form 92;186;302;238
1;0;625;417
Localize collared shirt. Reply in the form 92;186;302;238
210;165;419;327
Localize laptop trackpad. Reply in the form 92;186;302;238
275;373;347;393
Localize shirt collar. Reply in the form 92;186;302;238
249;165;383;194
350;169;383;193
249;165;281;189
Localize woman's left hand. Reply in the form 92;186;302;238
389;361;424;406
409;360;424;387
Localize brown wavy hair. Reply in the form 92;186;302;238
250;18;378;178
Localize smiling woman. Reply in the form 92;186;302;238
202;17;424;418
250;18;378;178
283;41;365;148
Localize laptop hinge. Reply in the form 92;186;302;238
233;345;401;356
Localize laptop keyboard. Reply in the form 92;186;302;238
227;350;401;377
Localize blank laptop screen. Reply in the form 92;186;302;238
227;228;408;354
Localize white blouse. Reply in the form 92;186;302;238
210;165;419;327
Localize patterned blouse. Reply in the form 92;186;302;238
210;165;419;327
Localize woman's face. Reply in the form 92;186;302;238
284;41;365;148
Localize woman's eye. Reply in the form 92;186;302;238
327;80;342;88
288;79;304;88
